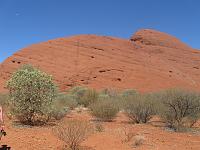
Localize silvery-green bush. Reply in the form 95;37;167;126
7;64;57;125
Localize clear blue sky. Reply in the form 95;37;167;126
0;0;199;62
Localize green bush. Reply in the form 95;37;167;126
7;64;57;125
50;93;77;120
69;87;98;107
159;89;200;131
80;89;98;107
90;97;119;121
124;94;156;123
56;93;78;110
68;86;88;105
50;103;69;120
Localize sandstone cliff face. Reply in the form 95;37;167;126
1;29;200;92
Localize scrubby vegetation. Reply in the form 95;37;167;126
6;65;57;125
54;120;93;150
90;97;119;121
158;88;200;131
68;86;98;107
0;93;9;106
123;94;156;123
3;65;200;132
121;89;138;98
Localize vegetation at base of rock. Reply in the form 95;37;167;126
158;88;200;131
123;93;156;123
7;64;57;125
90;97;119;121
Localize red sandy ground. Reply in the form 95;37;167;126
1;29;200;93
1;110;200;150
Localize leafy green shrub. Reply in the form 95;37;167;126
124;94;155;123
159;89;200;131
54;120;93;150
7;64;57;125
90;98;119;121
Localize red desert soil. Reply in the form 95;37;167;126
1;110;200;150
1;29;200;92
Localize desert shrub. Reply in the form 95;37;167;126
121;89;138;98
90;97;119;121
98;93;110;100
0;93;9;106
50;106;68;120
50;97;69;120
69;87;98;107
54;120;93;150
159;89;200;131
99;88;124;109
124;94;156;123
56;93;78;110
100;88;120;98
80;89;99;107
6;64;57;125
69;86;88;106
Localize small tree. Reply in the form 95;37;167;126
7;64;57;125
159;89;200;131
